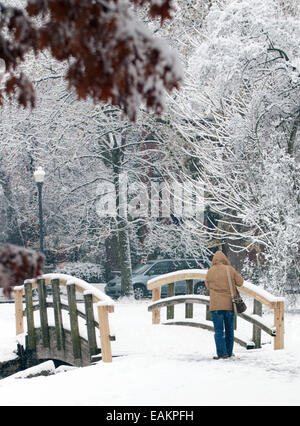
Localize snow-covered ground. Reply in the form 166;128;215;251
0;291;300;406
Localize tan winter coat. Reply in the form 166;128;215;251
205;251;244;311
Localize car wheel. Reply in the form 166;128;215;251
194;281;207;296
134;284;146;300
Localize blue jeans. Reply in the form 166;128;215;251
211;310;235;357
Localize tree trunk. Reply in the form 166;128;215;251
117;215;133;297
112;143;133;297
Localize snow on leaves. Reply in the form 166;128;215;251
0;0;181;119
0;244;44;297
133;0;176;21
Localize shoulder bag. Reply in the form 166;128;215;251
226;266;247;314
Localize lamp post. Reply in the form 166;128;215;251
34;167;45;253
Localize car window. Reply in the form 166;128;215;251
186;259;206;269
175;260;205;269
185;260;197;269
171;261;186;271
146;262;172;276
132;263;153;275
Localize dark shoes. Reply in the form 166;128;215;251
213;354;231;359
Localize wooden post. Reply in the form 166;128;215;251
51;279;65;351
24;282;36;351
97;305;112;362
37;278;50;348
84;293;98;358
15;289;24;335
252;299;262;348
206;305;212;321
67;284;82;360
152;287;161;325
185;279;193;319
274;300;284;350
167;283;175;320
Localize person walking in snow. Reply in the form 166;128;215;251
205;251;244;359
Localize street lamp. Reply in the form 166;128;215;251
34;167;45;253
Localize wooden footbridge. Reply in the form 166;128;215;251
147;270;285;350
9;268;284;376
13;273;115;368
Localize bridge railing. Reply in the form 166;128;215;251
14;273;115;363
147;269;284;350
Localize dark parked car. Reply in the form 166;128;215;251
104;258;210;300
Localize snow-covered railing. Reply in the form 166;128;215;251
14;273;115;363
239;281;285;350
147;270;285;350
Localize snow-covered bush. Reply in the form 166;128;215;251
53;262;105;283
